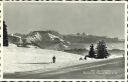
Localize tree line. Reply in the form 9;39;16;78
85;40;110;59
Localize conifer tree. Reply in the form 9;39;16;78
96;40;109;58
88;44;95;58
3;21;8;46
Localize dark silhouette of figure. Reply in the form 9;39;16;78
84;56;87;60
52;56;56;63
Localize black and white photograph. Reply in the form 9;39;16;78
3;2;125;79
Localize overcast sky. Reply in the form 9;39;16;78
4;2;125;39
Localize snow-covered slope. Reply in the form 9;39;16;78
25;31;70;50
3;44;82;73
4;44;122;73
26;32;42;43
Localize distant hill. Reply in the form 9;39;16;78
25;30;70;50
63;34;124;43
8;30;70;50
8;30;123;51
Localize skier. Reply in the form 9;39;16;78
52;56;56;63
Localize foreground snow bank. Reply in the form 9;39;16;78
3;44;122;73
4;44;83;73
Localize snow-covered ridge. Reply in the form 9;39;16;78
26;32;42;43
25;31;70;50
9;31;70;50
26;31;69;44
48;33;64;42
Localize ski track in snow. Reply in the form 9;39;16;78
41;61;121;75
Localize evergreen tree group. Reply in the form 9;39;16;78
3;21;8;46
86;40;110;59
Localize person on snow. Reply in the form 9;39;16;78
52;56;56;63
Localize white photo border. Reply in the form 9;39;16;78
0;1;127;82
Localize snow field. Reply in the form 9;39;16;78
3;44;122;73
